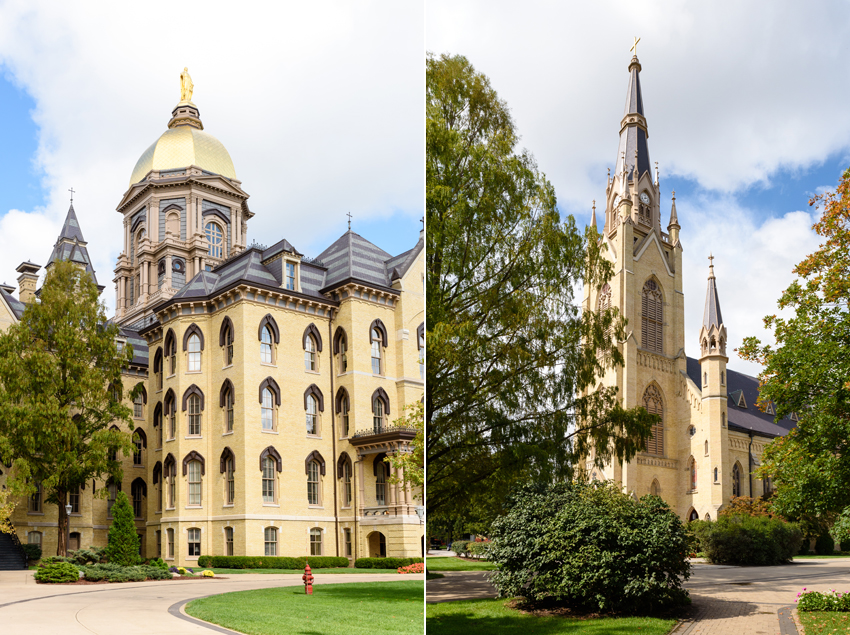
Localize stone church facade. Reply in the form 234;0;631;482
583;55;794;522
1;82;424;564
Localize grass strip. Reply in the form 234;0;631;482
208;567;398;574
426;557;496;572
797;610;850;634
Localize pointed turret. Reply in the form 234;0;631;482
590;200;597;231
668;191;680;244
699;255;727;360
614;55;652;182
46;202;102;292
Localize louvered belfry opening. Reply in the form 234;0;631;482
641;279;663;353
643;384;664;455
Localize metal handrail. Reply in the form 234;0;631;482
351;424;418;439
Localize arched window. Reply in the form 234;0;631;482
689;508;699;522
703;372;707;386
334;327;348;373
650;479;659;496
153;462;162;511
164;330;177;375
305;335;317;371
264;527;278;556
705;440;709;456
187;333;201;372
262;456;276;503
371;328;383;375
131;478;146;519
732;462;742;497
187;460;202;506
375;460;387;506
721;412;726;427
764;476;773;496
187;527;201;556
187;394;201;436
220;317;234;366
689;457;697;491
310;528;322;556
261;387;275;431
261;325;273;364
164;454;176;509
205;222;223;258
643;384;664;455
133;429;146;466
714;467;719;483
337;388;350;437
107;482;118;517
165;390;176;441
166;211;179;236
306;395;318;435
338;454;353;507
28;481;42;513
307;460;321;506
721;371;725;385
641;279;663;353
219;379;235;433
220;447;236;505
153;347;163;390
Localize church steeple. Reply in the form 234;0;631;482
699;255;727;359
614;55;652;182
46;202;101;292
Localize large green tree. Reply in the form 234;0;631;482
739;166;850;533
0;260;137;555
426;53;656;526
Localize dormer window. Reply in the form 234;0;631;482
205;222;223;259
285;262;296;291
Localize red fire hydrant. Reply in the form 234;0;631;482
302;563;314;595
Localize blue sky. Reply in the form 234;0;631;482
0;2;423;313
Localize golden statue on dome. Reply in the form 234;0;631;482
180;67;194;103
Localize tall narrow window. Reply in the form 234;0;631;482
188;334;201;372
134;393;144;418
643;384;664;455
371;328;382;374
690;457;697;491
156;530;161;557
188;460;202;506
69;486;80;514
307;460;320;505
261;388;275;431
262;457;276;503
376;462;387;506
205;222;223;258
188;394;201;436
225;388;234;433
107;483;118;517
310;528;322;556
418;324;425;380
305;336;317;371
306;395;318;435
225;527;234;556
344;528;352;557
641;279;663;353
373;398;385;433
132;481;144;518
226;457;235;505
339;337;348;373
157;477;163;511
168;464;176;509
285;263;296;290
167;528;174;558
133;437;143;465
169;400;176;440
224;326;233;366
732;462;742;497
188;528;201;556
340;397;350;437
264;527;278;556
343;461;352;507
260;326;273;364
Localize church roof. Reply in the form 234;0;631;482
702;259;723;329
686;357;795;438
614;56;652;182
46;203;100;288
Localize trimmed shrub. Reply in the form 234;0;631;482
450;541;471;557
68;547;106;565
147;557;169;571
104;492;140;566
354;557;424;569
21;544;42;562
35;562;79;583
41;556;71;565
201;570;215;578
468;542;490;559
197;555;213;568
107;572;129;583
84;568;107;582
140;566;172;580
489;481;691;613
305;556;349;568
694;514;803;566
815;532;835;555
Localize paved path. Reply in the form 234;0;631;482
0;570;422;634
426;558;850;634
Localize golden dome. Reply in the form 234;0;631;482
129;119;237;186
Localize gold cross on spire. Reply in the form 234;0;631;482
631;36;640;56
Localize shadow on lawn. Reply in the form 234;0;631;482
272;581;422;602
427;610;667;635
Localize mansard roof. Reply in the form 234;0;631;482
118;326;149;367
317;230;422;293
0;287;25;319
686;357;795;438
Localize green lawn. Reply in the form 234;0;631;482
427;599;676;635
427;572;445;580
797;611;850;634
794;553;850;559
426;557;496;571
208;567;398;575
186;580;423;635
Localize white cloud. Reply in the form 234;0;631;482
0;0;423;314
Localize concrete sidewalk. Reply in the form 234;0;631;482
0;570;422;634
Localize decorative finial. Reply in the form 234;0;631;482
672;190;676;200
346;211;352;231
68;187;75;204
180;67;194;103
708;253;715;279
630;36;641;57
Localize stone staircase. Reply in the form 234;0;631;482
0;527;27;570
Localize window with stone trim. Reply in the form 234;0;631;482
371;328;383;375
689;457;697;491
261;326;274;364
305;334;317;371
187;394;202;436
225;456;235;505
342;460;352;507
310;528;322;556
188;527;201;557
187;460;202;506
262;457;276;503
187;333;202;372
307;460;321;506
166;528;174;558
643;384;664;455
732;462;742;497
225;527;234;556
641;279;663;353
264;527;278;556
376;461;387;506
205;222;223;259
261;387;275;431
306;394;319;436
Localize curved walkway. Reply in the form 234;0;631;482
426;558;850;634
0;570;421;634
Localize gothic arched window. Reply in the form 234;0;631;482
732;462;742;497
641;279;663;353
643;384;664;455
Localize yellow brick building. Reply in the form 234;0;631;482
2;79;424;565
582;54;793;522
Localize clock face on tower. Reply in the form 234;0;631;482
640;192;650;205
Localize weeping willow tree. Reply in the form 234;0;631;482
426;53;656;528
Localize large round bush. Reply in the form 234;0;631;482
489;481;690;613
693;514;802;565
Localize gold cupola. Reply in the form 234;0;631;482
128;68;237;185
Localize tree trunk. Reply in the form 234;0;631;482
57;491;67;557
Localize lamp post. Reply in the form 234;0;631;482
64;502;72;556
415;505;424;524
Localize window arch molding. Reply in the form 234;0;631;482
181;385;205;411
219;447;235;473
219;316;234;347
182;451;206;476
417;323;424;348
164;388;176;408
337;452;353;478
153;402;163;427
152;461;162;484
333;326;347;354
369;319;388;347
182;324;205;351
258;314;280;344
373;452;388;476
134;382;147;405
259;446;282;472
305;450;326;476
163;452;176;472
335;387;350;414
641;277;664;353
153;347;163;374
303;324;323;352
130;477;147;497
259;377;281;406
219;378;235;406
134;428;147;449
371;387;391;415
164;329;176;357
304;384;325;412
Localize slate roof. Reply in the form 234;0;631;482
614;56;652;182
703;265;724;330
119;326;149;367
686;357;795;438
46;203;100;287
57;203;86;242
316;230;422;292
0;287;25;319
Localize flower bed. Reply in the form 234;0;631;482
797;588;850;611
397;562;424;574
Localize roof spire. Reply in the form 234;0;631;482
702;254;723;329
615;46;651;183
590;200;597;229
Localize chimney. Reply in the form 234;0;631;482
16;262;41;304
